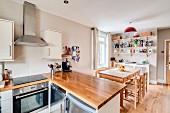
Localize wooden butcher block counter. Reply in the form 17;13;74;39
50;71;125;110
0;71;125;110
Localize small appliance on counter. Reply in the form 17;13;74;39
62;58;72;72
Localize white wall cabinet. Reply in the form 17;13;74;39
41;29;62;59
0;19;14;61
0;90;13;113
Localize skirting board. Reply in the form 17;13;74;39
149;80;157;84
157;79;166;84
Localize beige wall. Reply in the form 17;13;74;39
0;0;92;77
157;28;170;82
37;10;92;75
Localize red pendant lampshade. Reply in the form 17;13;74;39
124;27;137;33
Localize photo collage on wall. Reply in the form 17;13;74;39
72;46;80;62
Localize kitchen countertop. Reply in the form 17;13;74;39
115;62;150;66
0;71;125;110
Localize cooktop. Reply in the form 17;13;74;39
13;74;47;86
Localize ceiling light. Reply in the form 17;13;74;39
124;22;137;33
64;0;69;4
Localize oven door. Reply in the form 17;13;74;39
13;88;48;113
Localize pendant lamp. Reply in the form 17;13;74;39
124;22;137;33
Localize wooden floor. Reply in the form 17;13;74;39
121;84;170;113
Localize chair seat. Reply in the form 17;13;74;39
126;84;139;92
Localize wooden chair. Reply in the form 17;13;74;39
125;76;141;109
140;72;148;97
95;68;106;77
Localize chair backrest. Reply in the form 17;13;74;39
143;72;148;80
95;68;107;77
139;72;148;84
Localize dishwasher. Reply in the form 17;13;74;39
50;83;66;113
66;93;96;113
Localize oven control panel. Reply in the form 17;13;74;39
13;82;48;96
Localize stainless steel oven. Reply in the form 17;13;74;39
13;82;48;113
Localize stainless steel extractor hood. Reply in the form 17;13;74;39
15;1;48;47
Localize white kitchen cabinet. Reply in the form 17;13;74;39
1;109;13;113
0;19;14;61
43;46;62;60
41;29;62;59
0;90;12;101
0;90;13;113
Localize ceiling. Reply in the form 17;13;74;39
11;0;170;33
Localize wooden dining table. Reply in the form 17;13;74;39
99;67;140;107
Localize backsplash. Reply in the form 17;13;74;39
5;46;62;78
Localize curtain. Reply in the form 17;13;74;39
107;33;112;67
91;28;98;70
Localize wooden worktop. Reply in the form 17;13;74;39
0;71;125;110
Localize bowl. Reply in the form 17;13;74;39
118;66;125;71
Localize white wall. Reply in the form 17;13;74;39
37;10;92;75
0;0;92;78
157;28;170;83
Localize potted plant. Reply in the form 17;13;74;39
134;39;138;47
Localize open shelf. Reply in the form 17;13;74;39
62;54;72;57
113;35;155;41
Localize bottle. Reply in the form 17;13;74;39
4;69;9;80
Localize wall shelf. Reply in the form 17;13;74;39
62;54;72;57
112;35;155;41
112;35;156;57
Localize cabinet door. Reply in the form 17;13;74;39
43;47;62;59
0;90;12;101
42;30;62;60
1;109;13;113
0;99;12;112
0;20;14;60
42;30;62;46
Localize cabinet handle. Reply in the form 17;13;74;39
48;48;50;56
9;45;11;56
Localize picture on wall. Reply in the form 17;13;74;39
72;46;80;62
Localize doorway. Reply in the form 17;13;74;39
165;40;170;84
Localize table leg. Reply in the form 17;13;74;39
120;89;123;107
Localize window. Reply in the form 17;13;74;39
98;31;108;68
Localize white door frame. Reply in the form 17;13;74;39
164;40;170;84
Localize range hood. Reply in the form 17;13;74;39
15;1;48;47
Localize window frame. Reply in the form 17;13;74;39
98;31;108;68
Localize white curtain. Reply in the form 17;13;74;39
107;33;112;67
91;28;99;70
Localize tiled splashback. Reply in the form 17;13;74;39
5;46;62;78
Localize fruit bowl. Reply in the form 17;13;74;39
118;66;125;71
